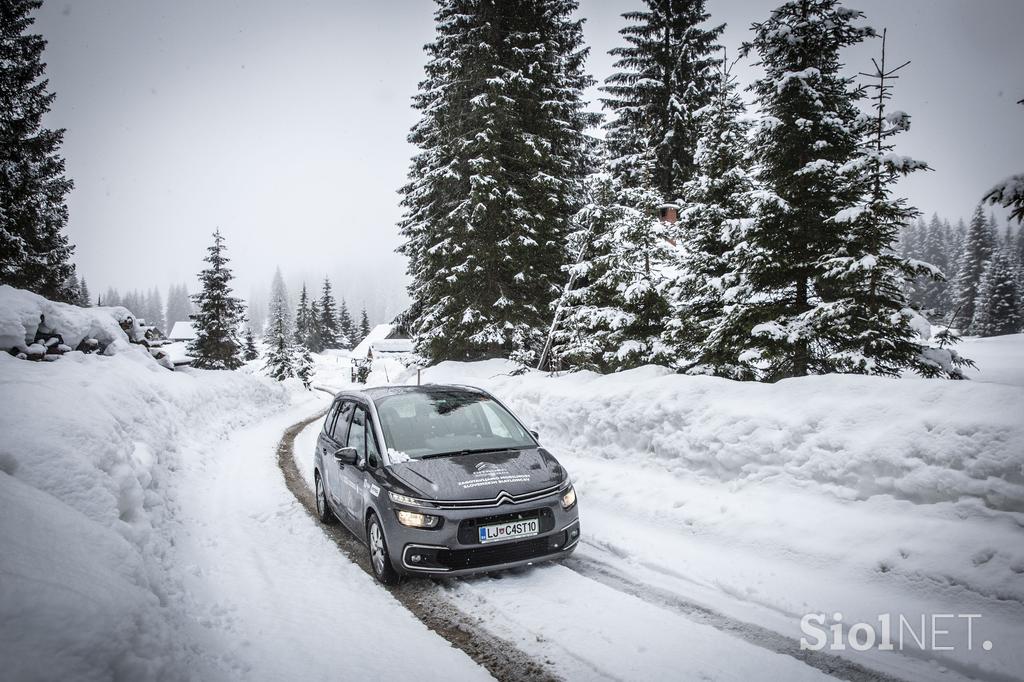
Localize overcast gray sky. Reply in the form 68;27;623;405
34;0;1024;321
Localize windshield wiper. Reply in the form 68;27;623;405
419;446;519;460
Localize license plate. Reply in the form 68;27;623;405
478;518;540;544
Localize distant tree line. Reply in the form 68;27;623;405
899;208;1023;337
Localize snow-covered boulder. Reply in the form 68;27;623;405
0;284;144;353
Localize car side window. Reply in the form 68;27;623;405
348;407;367;461
365;411;381;468
331;401;354;443
322;403;339;437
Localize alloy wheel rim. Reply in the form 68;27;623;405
316;478;324;516
370;522;385;574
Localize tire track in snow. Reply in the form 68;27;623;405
276;398;560;682
562;546;905;682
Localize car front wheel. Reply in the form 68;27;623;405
315;472;335;525
367;513;400;585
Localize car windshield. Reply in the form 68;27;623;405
374;390;535;459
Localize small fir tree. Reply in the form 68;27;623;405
338;298;354;350
318;277;340;349
296;346;315;389
358;307;371;346
294;283;313;348
77;277;90;307
188;230;246;369
263;296;295;381
243;327;259;361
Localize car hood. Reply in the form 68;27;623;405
387;448;565;502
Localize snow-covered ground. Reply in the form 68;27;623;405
5;285;1023;681
387;342;1024;682
0;295;486;681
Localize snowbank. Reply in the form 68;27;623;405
0;284;143;353
403;358;1024;511
0;350;289;680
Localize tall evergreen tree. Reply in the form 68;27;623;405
0;0;76;301
601;0;724;201
972;249;1022;337
954;205;996;332
398;0;596;363
338;298;354;350
263;291;295;381
719;0;872;379
662;61;756;376
144;286;164;329
294;283;313;348
188;230;246;369
165;283;193;329
268;267;291;338
318;277;340;349
307;297;324;352
359;307;371;344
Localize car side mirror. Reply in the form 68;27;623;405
529;429;540;442
334;446;359;466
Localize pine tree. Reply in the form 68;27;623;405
601;0;724;201
0;0;76;301
296;346;314;389
917;214;950;314
954;205;996;332
77;277;90;307
189;230;246;369
719;0;873;379
337;298;354;349
307;297;324;353
294;283;313;348
145;286;164;329
263;293;295;381
103;287;121;307
318;277;340;349
398;0;596;363
268;267;291;339
243;327;259;361
814;29;960;377
972;249;1022;337
359;307;371;344
662;61;757;376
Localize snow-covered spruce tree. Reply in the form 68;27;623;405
916;213;951;315
815;29;966;378
306;297;324;352
294;283;313;348
296;346;314;390
268;267;291;339
972;249;1022;337
243;327;259;361
359;308;371;344
720;0;871;380
662;61;758;377
953;205;996;332
601;0;724;201
262;288;295;381
0;0;76;301
338;298;354;350
77;277;90;307
188;230;246;369
398;0;596;363
318;277;340;349
550;174;675;371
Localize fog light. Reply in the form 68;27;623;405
411;554;422;563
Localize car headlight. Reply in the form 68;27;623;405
395;509;441;528
388;491;426;507
560;484;577;510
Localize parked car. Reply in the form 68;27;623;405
313;384;580;584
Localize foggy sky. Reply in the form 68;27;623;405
33;0;1024;321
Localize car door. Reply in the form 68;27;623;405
337;405;372;524
316;400;341;495
323;400;354;515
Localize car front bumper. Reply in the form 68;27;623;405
382;496;581;577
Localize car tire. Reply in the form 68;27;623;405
314;472;335;525
367;513;400;585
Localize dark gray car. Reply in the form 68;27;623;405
312;384;580;584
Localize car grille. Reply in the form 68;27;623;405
431;483;563;510
457;508;555;545
436;530;569;570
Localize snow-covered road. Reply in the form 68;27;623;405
168;388;490;681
